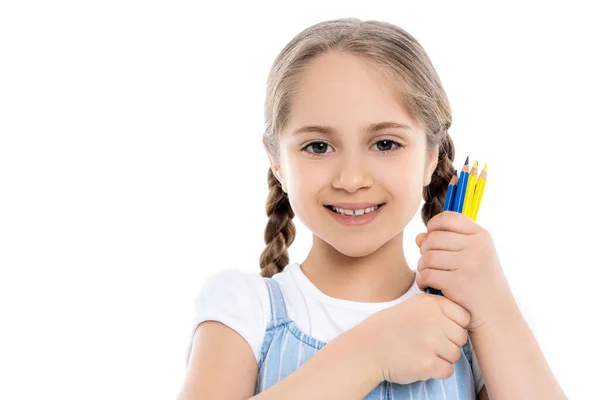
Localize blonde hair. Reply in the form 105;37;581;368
259;18;455;277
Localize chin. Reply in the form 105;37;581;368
326;238;384;258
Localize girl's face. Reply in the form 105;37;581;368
270;51;438;257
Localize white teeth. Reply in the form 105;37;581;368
331;205;380;216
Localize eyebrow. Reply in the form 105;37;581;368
291;121;412;136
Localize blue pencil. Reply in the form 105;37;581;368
452;156;470;212
442;170;458;211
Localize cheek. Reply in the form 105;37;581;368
285;161;328;209
380;167;422;197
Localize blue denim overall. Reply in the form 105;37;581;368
255;277;477;399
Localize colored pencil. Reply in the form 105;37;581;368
472;163;487;221
462;160;478;217
442;170;458;211
466;164;481;219
452;156;470;212
426;159;488;296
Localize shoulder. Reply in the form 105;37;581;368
186;269;271;365
194;268;270;309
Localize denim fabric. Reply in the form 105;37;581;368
255;277;477;399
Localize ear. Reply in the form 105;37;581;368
267;153;287;193
423;145;439;186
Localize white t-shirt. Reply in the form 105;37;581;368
187;261;533;393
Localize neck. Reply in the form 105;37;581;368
300;231;416;303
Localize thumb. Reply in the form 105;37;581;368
415;232;427;248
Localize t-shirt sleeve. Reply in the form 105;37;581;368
469;295;537;395
185;269;270;368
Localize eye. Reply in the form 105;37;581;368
371;139;403;153
302;141;333;156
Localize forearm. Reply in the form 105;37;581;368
250;323;381;400
469;299;567;399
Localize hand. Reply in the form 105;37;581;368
358;293;470;385
415;211;515;333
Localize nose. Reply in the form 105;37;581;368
331;153;373;193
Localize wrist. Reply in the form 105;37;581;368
347;317;384;385
471;292;521;334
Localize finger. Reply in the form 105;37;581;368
416;232;427;248
419;231;467;255
415;268;442;292
416;251;461;273
443;318;469;348
433;358;455;380
437;296;471;329
436;337;463;365
426;210;480;236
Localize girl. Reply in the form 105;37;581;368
178;18;566;400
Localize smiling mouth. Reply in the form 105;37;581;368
324;203;385;216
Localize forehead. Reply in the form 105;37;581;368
285;52;418;134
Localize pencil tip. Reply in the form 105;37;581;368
454;169;458;176
473;160;478;168
464;156;469;165
483;163;488;171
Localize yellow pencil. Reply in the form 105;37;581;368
472;163;487;221
466;163;480;220
462;160;478;219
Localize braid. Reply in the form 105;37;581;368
259;168;296;277
421;130;456;225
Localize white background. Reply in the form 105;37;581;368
1;1;598;399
